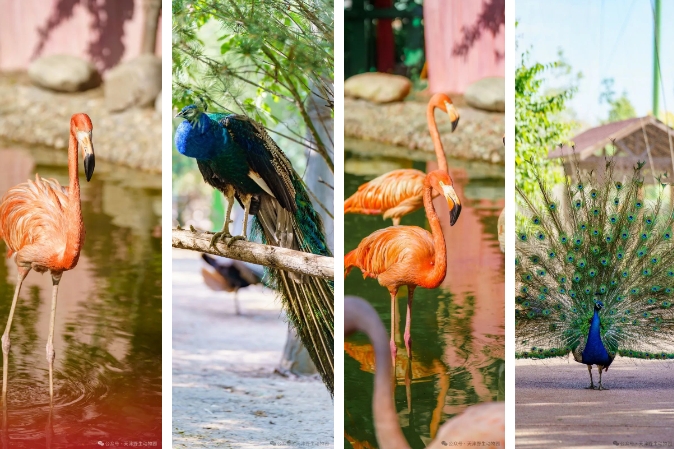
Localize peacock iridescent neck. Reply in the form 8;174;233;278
175;112;228;160
420;180;448;288
582;309;612;365
427;103;448;173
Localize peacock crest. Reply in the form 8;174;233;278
516;149;674;362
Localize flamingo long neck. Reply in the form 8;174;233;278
66;131;84;251
349;301;410;449
427;104;448;173
422;183;448;287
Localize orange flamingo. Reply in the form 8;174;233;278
0;113;95;401
345;295;505;448
345;170;460;364
344;93;459;226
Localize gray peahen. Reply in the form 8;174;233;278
516;148;674;390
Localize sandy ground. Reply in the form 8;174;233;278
172;249;334;448
516;357;674;448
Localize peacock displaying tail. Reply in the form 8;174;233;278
175;104;334;394
516;149;674;389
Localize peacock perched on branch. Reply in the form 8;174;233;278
516;148;674;390
175;103;334;394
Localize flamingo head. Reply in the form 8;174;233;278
71;113;95;182
431;93;459;132
427;170;462;226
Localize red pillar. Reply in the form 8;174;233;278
374;0;395;73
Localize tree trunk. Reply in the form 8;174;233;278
141;0;162;55
277;76;334;375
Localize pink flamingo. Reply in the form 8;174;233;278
345;295;505;448
0;113;95;401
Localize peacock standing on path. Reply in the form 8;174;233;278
516;150;674;390
175;103;334;394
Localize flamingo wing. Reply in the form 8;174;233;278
344;169;425;218
346;226;434;285
0;175;70;261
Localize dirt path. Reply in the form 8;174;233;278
172;249;334;448
516;357;674;448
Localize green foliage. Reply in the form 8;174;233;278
599;78;637;124
172;0;333;171
515;49;578;196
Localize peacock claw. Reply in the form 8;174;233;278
226;235;246;246
210;231;233;249
585;384;596;390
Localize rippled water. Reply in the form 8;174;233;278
0;147;162;448
344;148;505;448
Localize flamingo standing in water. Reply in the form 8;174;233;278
345;295;505;448
0;113;95;401
345;170;460;364
344;93;460;226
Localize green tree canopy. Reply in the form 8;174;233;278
515;48;578;196
599;78;637;124
172;0;334;171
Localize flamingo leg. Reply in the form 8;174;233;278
404;286;415;358
46;272;62;401
1;267;30;403
389;289;398;366
392;217;401;226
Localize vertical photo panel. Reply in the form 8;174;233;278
343;0;505;447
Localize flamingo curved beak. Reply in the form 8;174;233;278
77;131;95;182
442;184;462;226
445;102;460;132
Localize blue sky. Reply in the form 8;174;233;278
517;0;674;126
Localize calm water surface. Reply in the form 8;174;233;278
0;147;162;448
344;147;504;448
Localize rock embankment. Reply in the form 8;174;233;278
0;74;161;173
345;97;505;164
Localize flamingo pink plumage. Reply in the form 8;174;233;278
345;170;461;364
0;113;95;401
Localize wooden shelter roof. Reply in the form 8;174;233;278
548;116;674;171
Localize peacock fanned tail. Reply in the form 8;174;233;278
516;152;674;361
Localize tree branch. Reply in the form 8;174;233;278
172;228;334;280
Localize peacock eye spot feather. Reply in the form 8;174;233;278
635;201;643;209
599;285;607;293
560;235;569;244
549;203;557;211
519;233;528;242
611;279;618;286
647;298;656;305
566;254;575;263
651;257;659;264
588;269;597;277
537;269;546;277
641;232;649;240
590;189;598;198
577;183;584;190
573;273;582;282
614;197;620;206
609;215;617;224
548;251;556;258
616;295;624;302
536;231;545;241
559;287;566;294
651;286;660;292
584;287;592;294
665;232;672;240
592;208;600;216
521;286;529;294
662;301;672;308
668;270;674;277
541;287;549;293
532;216;541;225
615;182;623;190
622;270;629;278
538;294;546;300
574;200;582;209
559;276;567;283
631;287;639;295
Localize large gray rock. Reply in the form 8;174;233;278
28;55;100;92
465;77;505;112
104;55;161;112
344;72;411;103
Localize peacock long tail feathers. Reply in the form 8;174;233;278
251;174;334;395
516;152;674;360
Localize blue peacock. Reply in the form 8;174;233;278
516;149;674;390
175;103;334;394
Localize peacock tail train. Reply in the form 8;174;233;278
516;151;674;361
250;174;334;396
